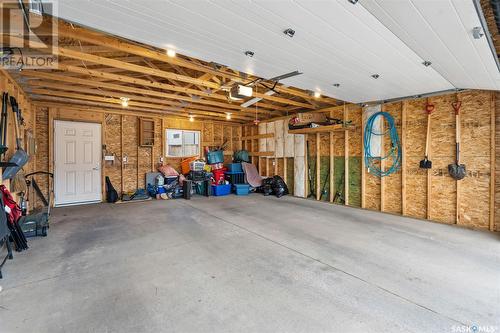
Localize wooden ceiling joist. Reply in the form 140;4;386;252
49;19;338;106
32;95;245;123
10;35;313;109
27;80;255;120
30;88;252;121
21;70;273;116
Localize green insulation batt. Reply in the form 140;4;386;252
311;156;361;207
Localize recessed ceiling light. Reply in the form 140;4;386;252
120;97;129;107
166;49;176;58
283;28;295;38
332;83;340;87
348;0;358;4
472;27;484;39
371;74;380;79
244;51;254;57
422;61;432;67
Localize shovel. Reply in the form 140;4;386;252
419;103;434;169
2;96;28;180
0;92;8;156
448;101;466;180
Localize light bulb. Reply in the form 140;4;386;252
226;113;231;120
314;91;321;98
120;97;129;107
189;114;194;122
167;49;176;58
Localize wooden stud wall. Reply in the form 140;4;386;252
262;90;499;232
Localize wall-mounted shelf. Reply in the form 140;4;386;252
288;124;354;134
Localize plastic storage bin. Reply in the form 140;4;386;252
225;171;245;184
211;184;231;196
233;184;250;195
212;168;227;185
181;156;197;174
226;163;243;173
206;150;224;164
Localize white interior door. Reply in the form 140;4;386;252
54;120;102;206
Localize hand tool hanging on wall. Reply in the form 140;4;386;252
363;111;402;177
419;103;435;169
2;96;28;179
0;92;9;156
448;101;466;180
319;164;330;201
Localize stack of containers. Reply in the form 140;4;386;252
225;163;249;195
206;150;230;195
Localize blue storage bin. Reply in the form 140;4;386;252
226;163;243;173
225;171;245;184
206;150;224;164
233;184;250;195
211;184;231;196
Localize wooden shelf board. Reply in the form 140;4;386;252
288;124;354;134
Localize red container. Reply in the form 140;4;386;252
212;168;227;185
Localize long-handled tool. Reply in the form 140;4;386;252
419;103;435;169
333;172;345;204
3;97;28;179
319;165;330;201
448;101;466;180
0;92;8;156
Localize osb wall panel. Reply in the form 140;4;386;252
347;105;362;156
495;91;500;231
382;102;402;214
122;115;138;193
270;90;496;231
405;99;428;219
34;107;49;209
104;114;122;193
459;91;492;229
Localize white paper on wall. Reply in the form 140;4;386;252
275;120;284;158
266;122;275;154
294;157;306;198
258;122;267;152
294;134;305;158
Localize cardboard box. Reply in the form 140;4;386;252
290;112;327;125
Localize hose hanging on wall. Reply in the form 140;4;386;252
363;112;401;177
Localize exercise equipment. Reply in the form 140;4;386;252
363;111;402;177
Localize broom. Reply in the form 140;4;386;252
11;169;27;194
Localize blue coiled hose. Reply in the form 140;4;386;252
363;112;401;177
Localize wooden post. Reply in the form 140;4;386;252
344;104;349;205
329;131;334;202
426;98;432;220
316;132;321;200
120;115;124;195
490;92;496;231
305;137;309;198
380;105;385;212
401;101;407;215
361;106;366;208
455;93;461;224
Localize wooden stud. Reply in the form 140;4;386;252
329;131;334;203
455;93;461;224
426;97;432;221
361;107;366;208
380;105;385;212
401;100;407;215
490;92;496;231
316;132;321;200
344;104;349;206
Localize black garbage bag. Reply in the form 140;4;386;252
271;175;289;198
262;178;273;196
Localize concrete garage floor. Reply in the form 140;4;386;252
0;195;499;333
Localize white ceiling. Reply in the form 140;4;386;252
45;0;500;103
